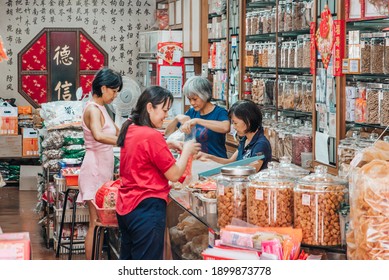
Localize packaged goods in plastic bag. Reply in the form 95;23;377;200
40;101;83;129
347;159;389;260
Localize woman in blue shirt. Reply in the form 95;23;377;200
165;76;230;158
196;100;271;171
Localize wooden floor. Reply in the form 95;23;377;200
0;186;86;260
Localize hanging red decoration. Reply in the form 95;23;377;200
0;36;9;62
316;5;335;69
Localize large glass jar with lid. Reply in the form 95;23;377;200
278;1;286;32
246;12;252;36
354;82;367;123
216;166;256;228
288;41;297;68
294;165;348;246
292;0;304;30
283;77;295;109
284;0;293;32
302;0;314;29
292;120;312;166
380;84;389;126
296;35;304;68
281;41;289;68
247;162;298;227
301;77;313;112
370;33;385;74
365;83;382;124
338;137;358;179
360;33;372;73
384;32;389;74
294;79;303;111
302;34;311;68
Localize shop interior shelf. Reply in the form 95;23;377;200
208;13;223;19
346;121;389;131
347;16;389;30
246;67;311;74
346;74;389;82
246;0;276;10
208;37;227;43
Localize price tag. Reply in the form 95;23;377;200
231;36;237;48
218;185;224;196
255;189;264;200
302;194;310;206
208;228;216;247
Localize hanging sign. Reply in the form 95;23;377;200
333;19;346;76
316;5;335;69
310;22;317;75
157;42;183;66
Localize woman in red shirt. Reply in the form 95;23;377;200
116;86;200;260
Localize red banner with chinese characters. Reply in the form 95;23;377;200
333;19;345;76
310;21;316;75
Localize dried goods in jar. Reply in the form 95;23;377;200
380;89;389;126
294;184;346;246
217;186;247;228
366;88;380;124
292;134;312;166
247;182;294;227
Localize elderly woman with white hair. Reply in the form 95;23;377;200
165;76;230;158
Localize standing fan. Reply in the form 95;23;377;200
107;76;142;128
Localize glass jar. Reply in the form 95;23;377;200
253;44;259;67
384;32;389;74
294;79;303;111
380;84;389;126
247;162;296;227
301;78;313;112
257;11;264;34
262;43;269;67
283;78;295;109
302;34;311;68
337;138;357;179
268;43;276;67
294;165;348;246
292;121;312;166
370;33;385;74
216;166;256;228
246;42;254;67
278;77;285;109
288;41;297;68
278;1;286;32
366;83;382;124
263;9;272;34
284;0;293;32
271;7;277;33
360;33;372;73
354;82;367;123
246;12;252;36
250;12;259;36
281;41;289;68
302;0;314;29
296;35;304;68
292;0;303;30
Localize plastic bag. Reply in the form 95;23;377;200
167;129;185;142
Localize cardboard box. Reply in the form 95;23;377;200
22;128;39;157
0;106;18;135
0;135;22;157
19;165;42;191
0;232;31;260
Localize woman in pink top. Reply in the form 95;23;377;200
78;67;123;259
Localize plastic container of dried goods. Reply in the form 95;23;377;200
302;34;311;68
370;33;385;74
292;0;303;30
302;0;314;29
380;84;389;126
288;41;297;68
278;1;286;32
294;165;348;246
281;41;289;68
365;83;382;124
216;166;256;228
301;77;313;112
384;32;389;74
194;193;218;229
294;79;303;111
284;0;293;32
337;138;357;179
296;35;304;68
292;120;312;166
360;33;372;73
247;162;295;227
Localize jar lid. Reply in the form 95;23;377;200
278;156;310;178
221;166;256;176
297;165;348;186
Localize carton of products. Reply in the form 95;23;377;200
0;232;31;260
0;106;18;135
